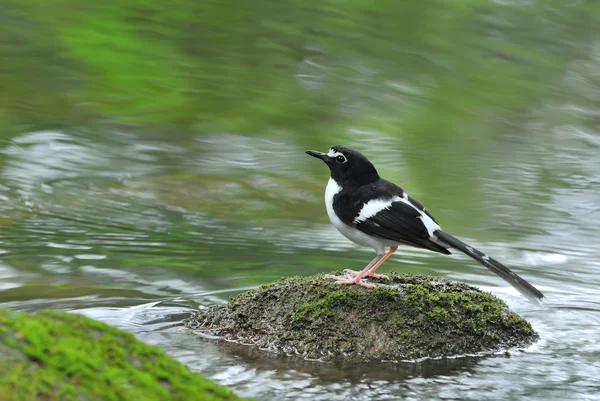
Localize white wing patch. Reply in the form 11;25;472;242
353;198;396;223
353;192;442;239
396;194;441;238
418;214;442;238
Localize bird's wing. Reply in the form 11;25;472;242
333;180;450;254
354;200;451;255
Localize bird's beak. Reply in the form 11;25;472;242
305;150;327;161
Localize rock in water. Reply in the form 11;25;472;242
0;307;251;401
187;273;539;361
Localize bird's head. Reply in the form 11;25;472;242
306;145;379;185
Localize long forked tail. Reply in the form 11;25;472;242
434;230;545;304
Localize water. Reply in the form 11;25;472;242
2;0;600;400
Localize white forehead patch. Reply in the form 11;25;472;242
327;149;348;164
327;148;344;158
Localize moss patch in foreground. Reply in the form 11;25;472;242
0;308;251;401
187;273;538;361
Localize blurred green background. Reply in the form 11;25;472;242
2;2;600;398
1;0;600;299
3;0;598;136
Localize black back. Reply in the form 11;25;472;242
333;178;451;255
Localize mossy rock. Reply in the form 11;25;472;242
0;307;252;401
186;272;538;362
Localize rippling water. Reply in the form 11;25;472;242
3;0;600;399
1;122;600;400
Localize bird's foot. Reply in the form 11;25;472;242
331;275;374;288
343;269;388;280
342;269;361;276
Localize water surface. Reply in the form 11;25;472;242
2;1;600;400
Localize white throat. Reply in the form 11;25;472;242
325;175;341;205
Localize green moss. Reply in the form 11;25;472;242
428;306;451;320
290;284;404;328
0;308;252;401
290;300;339;328
186;272;539;362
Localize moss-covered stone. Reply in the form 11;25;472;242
0;307;252;401
186;272;538;362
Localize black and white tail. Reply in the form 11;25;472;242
434;230;545;304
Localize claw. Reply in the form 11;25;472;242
331;275;374;288
343;269;361;276
343;269;388;280
335;246;397;288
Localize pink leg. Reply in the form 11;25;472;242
333;247;398;288
365;246;397;277
343;254;383;277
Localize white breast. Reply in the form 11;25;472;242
324;178;395;253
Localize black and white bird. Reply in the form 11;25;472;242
306;145;545;304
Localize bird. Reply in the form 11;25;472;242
306;145;545;304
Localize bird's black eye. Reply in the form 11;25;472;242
336;155;346;164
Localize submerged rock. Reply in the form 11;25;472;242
187;273;538;362
0;307;251;401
